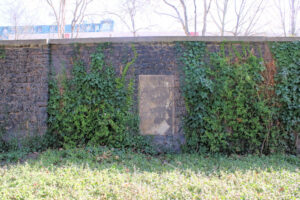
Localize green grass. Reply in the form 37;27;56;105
0;148;299;200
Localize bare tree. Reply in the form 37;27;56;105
211;0;229;36
232;0;246;36
289;0;300;36
158;0;212;36
276;0;300;36
123;0;140;37
275;0;287;36
106;0;151;37
158;0;191;36
202;0;213;36
45;0;94;38
231;0;265;36
70;0;93;38
193;0;197;34
45;0;67;38
243;0;265;36
9;2;25;40
3;0;35;40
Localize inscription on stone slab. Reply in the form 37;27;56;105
139;75;175;135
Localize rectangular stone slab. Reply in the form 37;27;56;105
139;75;175;135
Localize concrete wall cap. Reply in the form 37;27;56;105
0;36;299;46
48;36;300;44
0;39;48;46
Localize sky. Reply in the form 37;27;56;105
0;0;299;37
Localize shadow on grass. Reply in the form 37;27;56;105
1;147;299;175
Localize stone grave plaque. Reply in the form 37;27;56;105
139;75;175;135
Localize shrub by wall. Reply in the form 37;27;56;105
271;41;300;154
0;37;298;154
179;41;299;154
47;43;153;153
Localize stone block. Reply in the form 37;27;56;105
139;75;175;136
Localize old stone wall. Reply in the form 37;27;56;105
0;36;299;150
0;41;49;140
50;42;185;151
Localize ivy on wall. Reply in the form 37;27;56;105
176;42;213;153
45;41;298;155
271;41;300;152
47;43;153;152
0;47;5;60
179;41;296;154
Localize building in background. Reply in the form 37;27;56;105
0;20;114;40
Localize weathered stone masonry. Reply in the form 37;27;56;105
0;36;299;150
0;41;49;140
50;41;185;151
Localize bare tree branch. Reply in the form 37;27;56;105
179;0;189;34
211;0;229;36
230;0;265;36
289;0;300;36
155;11;181;21
275;0;300;36
244;0;265;36
202;0;213;36
105;11;133;35
45;0;66;38
45;0;92;38
193;0;197;34
160;0;191;36
70;0;93;38
275;0;287;36
233;0;246;36
2;0;35;40
9;3;25;40
107;0;153;37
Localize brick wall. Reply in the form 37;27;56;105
0;36;299;150
50;42;186;151
0;42;49;140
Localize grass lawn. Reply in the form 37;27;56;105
0;148;299;200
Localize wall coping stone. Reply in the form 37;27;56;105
0;39;48;46
0;36;299;46
49;36;300;44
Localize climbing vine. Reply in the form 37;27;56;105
179;41;295;154
176;42;213;153
270;41;300;153
0;47;6;60
47;43;153;153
